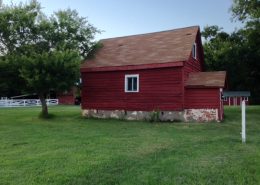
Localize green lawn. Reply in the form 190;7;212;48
0;106;260;185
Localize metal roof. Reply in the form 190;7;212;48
223;91;251;97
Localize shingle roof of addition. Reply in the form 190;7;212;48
81;26;199;68
185;71;227;88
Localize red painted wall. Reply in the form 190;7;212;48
58;94;74;105
181;29;205;109
184;88;223;120
57;89;76;105
183;30;204;82
184;88;220;109
81;67;183;111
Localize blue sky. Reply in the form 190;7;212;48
4;0;243;40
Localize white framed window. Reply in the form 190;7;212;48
125;74;139;92
244;97;248;101
192;42;197;59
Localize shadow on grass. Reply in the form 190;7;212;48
38;113;56;119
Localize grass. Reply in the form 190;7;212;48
0;106;260;185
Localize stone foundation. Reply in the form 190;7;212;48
184;109;218;122
82;108;219;122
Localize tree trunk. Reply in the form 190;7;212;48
39;93;48;118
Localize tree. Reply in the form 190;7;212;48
0;0;99;117
231;0;260;22
202;0;260;103
231;0;260;103
202;26;249;91
19;51;81;117
0;56;27;97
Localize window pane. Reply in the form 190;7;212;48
125;75;139;92
133;77;137;91
127;77;132;91
192;43;196;59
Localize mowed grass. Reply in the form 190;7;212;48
0;106;260;185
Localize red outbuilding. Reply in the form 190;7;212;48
56;87;78;105
80;26;227;122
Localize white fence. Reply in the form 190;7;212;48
0;99;59;107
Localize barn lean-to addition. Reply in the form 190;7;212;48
80;26;227;122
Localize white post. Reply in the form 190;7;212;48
241;100;246;143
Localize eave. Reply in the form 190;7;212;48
80;61;184;72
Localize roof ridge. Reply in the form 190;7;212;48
100;25;199;41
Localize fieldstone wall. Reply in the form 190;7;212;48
183;109;218;122
82;109;151;120
82;108;219;122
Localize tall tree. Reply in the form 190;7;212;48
231;0;260;22
231;0;260;103
0;0;99;117
202;26;249;91
202;0;260;103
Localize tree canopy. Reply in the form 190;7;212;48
202;0;260;103
231;0;260;22
0;0;99;117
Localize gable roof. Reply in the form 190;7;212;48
81;26;199;69
185;71;227;88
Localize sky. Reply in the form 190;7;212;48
3;0;243;40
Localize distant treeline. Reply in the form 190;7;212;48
202;0;260;104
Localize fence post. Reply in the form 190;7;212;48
241;100;246;143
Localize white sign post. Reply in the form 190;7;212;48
241;100;246;143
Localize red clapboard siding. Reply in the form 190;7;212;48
183;31;204;82
81;67;183;111
58;95;74;105
184;88;220;109
183;55;202;81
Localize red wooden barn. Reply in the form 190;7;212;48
55;87;77;105
80;26;227;122
57;91;75;105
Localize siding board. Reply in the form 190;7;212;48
184;88;219;109
82;67;183;111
